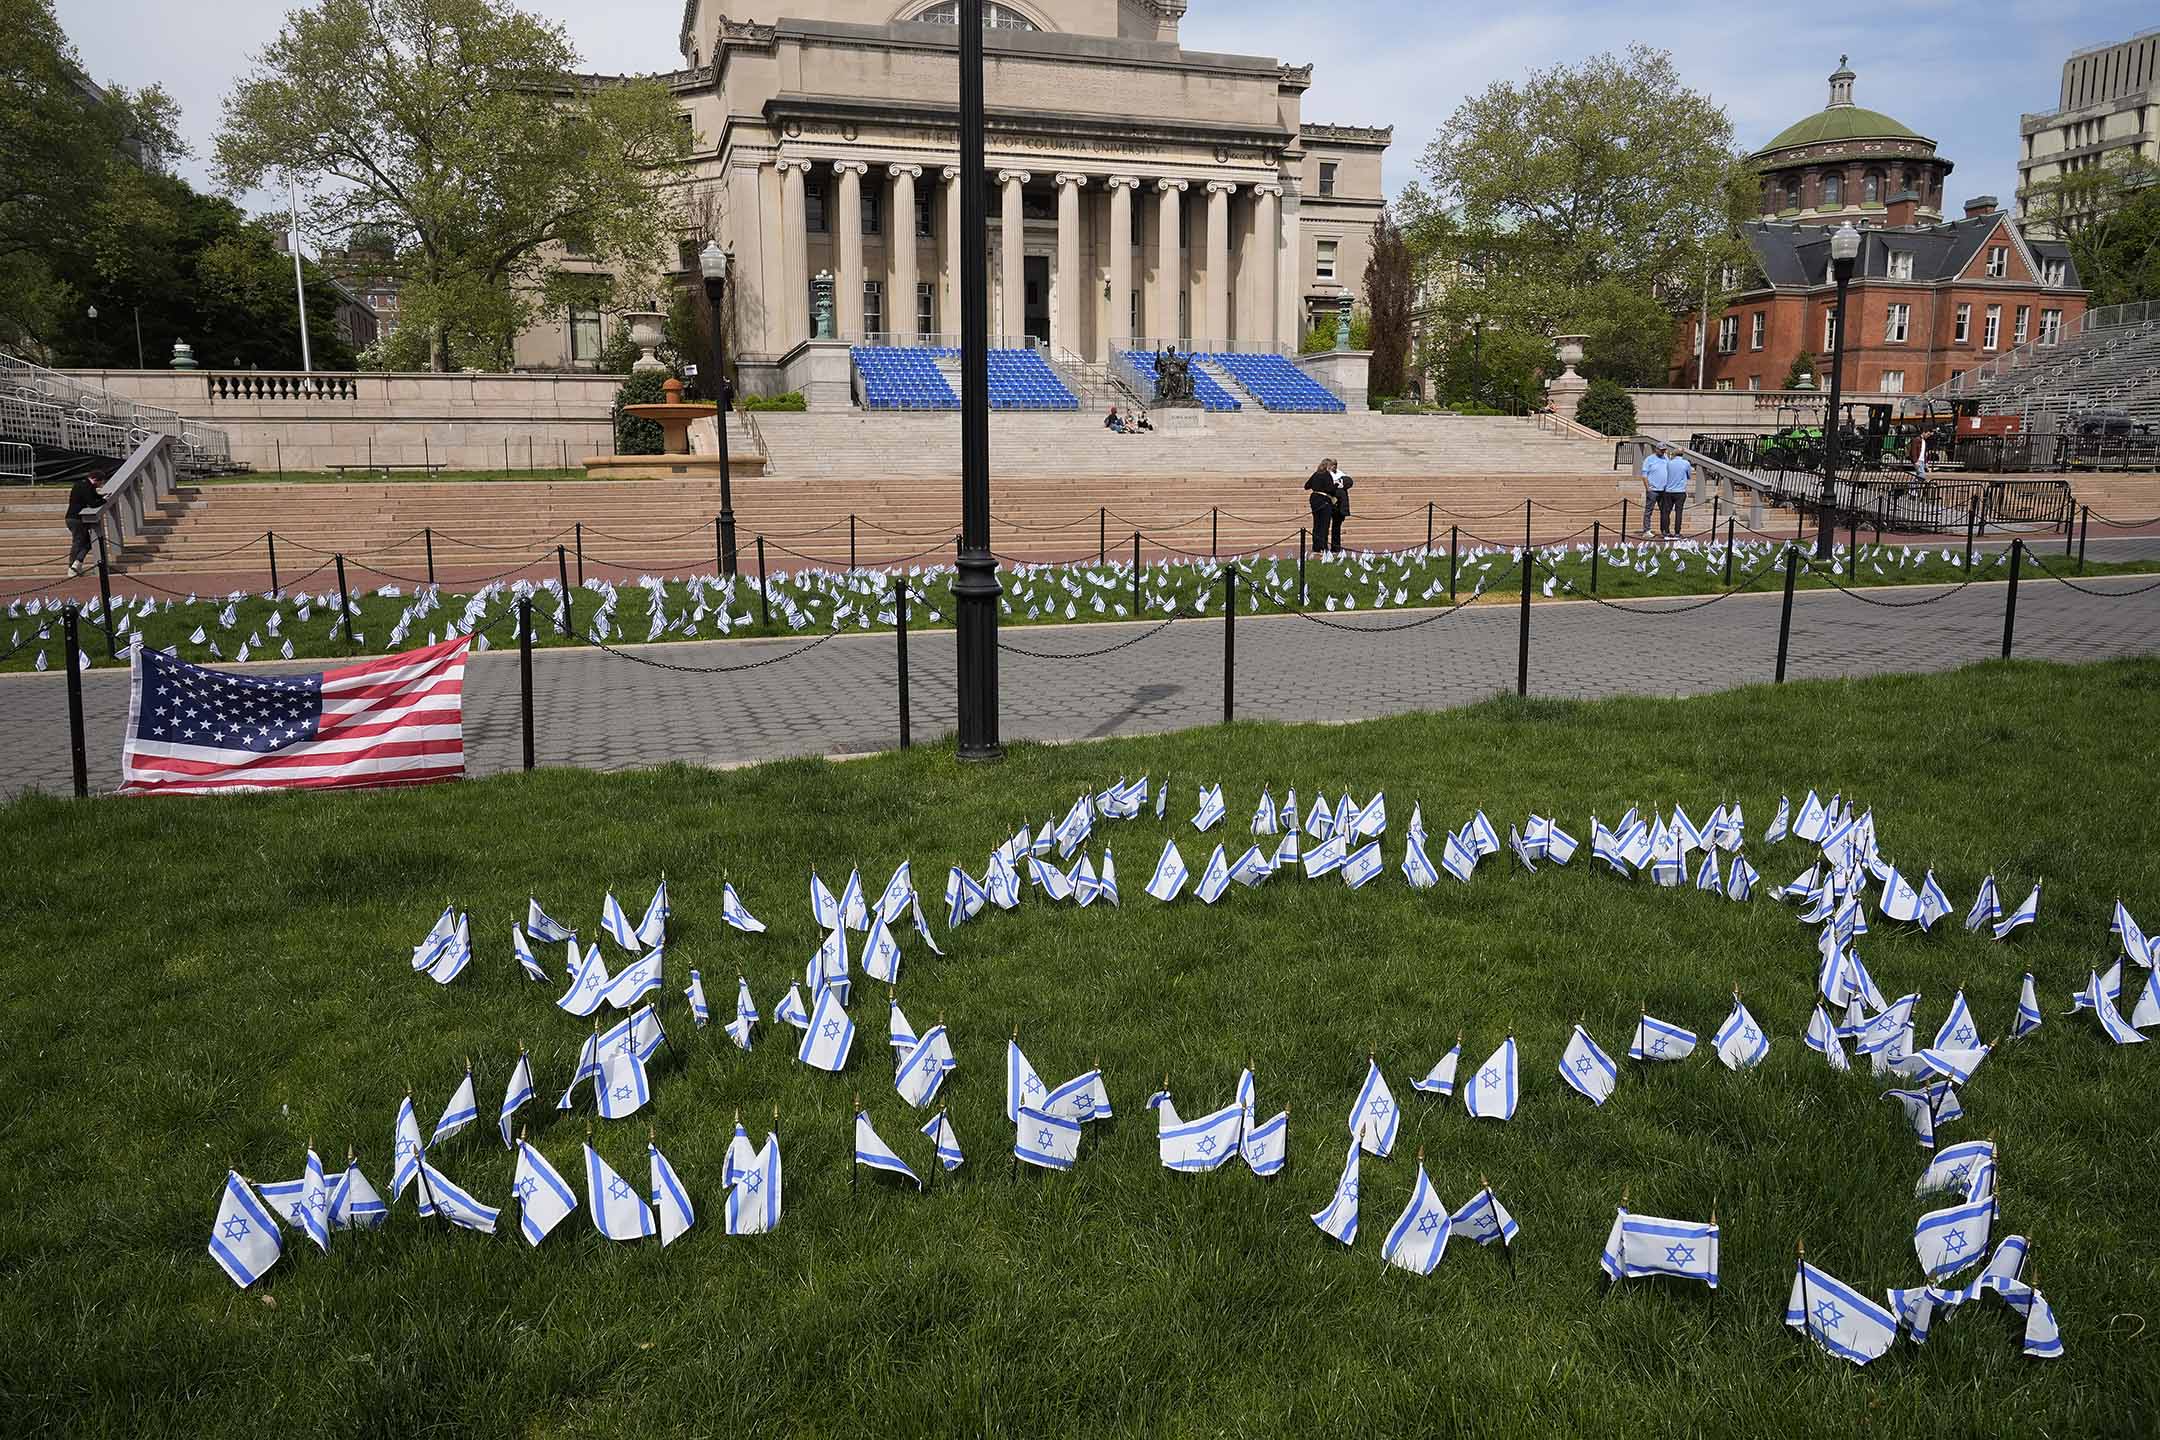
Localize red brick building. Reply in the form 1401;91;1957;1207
1671;61;2088;398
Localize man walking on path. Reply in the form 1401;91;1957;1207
1638;445;1665;535
1656;445;1692;537
66;467;107;576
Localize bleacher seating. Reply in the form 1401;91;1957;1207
986;348;1079;411
1119;350;1240;412
850;346;959;410
1202;353;1346;414
1919;317;2160;432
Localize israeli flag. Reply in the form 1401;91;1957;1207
1382;1164;1453;1276
1670;804;1704;856
1404;800;1423;844
1191;783;1226;832
1056;793;1095;858
2132;968;2160;1030
1195;844;1234;903
1558;1025;1618;1106
728;976;760;1050
859;919;902;986
1159;1098;1245;1171
1804;1004;1840;1056
1334;793;1357;838
1883;1088;1939;1147
1144;839;1190;902
797;986;855;1072
1020;853;1064;903
2112;900;2154;968
944;866;988;930
600;949;664;1011
512;924;549;983
1600;1208;1719;1288
1310;1137;1361;1245
838;867;870;932
2078;970;2145;1044
2009;973;2044;1039
1932;990;1981;1050
1402;831;1440;889
1590;820;1629;875
526;899;576;945
811;871;843;930
1879;866;1923;923
1241;1107;1287;1176
2070;960;2124;1013
1219;843;1267;889
601;890;640;951
1508;825;1540;873
725;1132;783;1235
1271;828;1302;871
1461;809;1498;859
1649;821;1684;887
557;943;612;1018
1856;993;1920;1054
1619;818;1655;871
1155;777;1169;819
275;1147;333;1254
512;1141;578;1246
874;861;916;927
1791;790;1828;844
2005;1282;2065;1359
1714;996;1771;1070
596;1050;651;1120
1629;1014;1696;1062
416;1158;499;1234
425;914;472;985
411;904;457;971
1993;879;2041;941
1340;839;1383;890
1787;1259;1899;1365
1304;793;1334;841
854;1111;923;1189
555;1033;601;1112
1449;1186;1520;1247
1914;1194;1993;1281
1714;854;1755;902
888;997;919;1056
1463;1037;1519;1121
1043;1069;1112;1124
1540;817;1580;865
1252;788;1278;835
808;927;850;1005
636;877;670;950
896;1026;955;1109
1349;1058;1400;1155
585;1143;656;1241
1414;1039;1462;1096
921;1109;965;1171
721;1122;758;1190
1302;833;1349;880
328;1156;386;1231
1963;874;2002;932
721;881;767;933
499;1051;535;1148
1763;795;1791;844
392;1095;429;1209
1773;862;1821;902
1440;830;1477;883
1015;1107;1083;1171
208;1172;282;1288
1916;1140;1996;1199
1355;792;1388;838
1694;853;1723;894
433;1067;479;1145
1007;1040;1048;1122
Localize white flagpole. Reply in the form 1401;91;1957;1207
289;176;314;374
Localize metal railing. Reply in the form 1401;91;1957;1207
2081;300;2160;333
0;440;31;483
0;351;234;472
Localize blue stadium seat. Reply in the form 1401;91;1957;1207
851;346;960;410
1199;353;1346;413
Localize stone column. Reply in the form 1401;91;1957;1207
997;169;1030;343
1054;173;1087;356
777;159;811;349
833;161;868;341
1204;181;1235;350
1251;185;1282;352
942;166;961;341
1155;178;1187;343
889;164;922;342
1105;176;1140;360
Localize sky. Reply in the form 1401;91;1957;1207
58;0;2158;218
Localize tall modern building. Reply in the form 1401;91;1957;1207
517;0;1391;386
2016;28;2160;234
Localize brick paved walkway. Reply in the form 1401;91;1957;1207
4;574;2156;801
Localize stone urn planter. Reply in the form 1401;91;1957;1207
621;311;669;372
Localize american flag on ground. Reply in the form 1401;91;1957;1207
120;636;469;795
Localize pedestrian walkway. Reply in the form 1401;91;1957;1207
4;573;2155;802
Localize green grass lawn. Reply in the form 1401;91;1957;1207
3;659;2157;1435
12;537;2151;674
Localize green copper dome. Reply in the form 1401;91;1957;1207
1760;106;1923;153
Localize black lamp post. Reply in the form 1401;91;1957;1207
1816;221;1862;559
953;0;1002;761
699;241;738;576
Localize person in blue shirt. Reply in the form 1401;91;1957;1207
1656;445;1693;537
1638;447;1666;535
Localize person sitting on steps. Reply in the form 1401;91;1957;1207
1105;405;1126;433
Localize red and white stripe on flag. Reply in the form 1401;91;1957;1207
120;635;470;795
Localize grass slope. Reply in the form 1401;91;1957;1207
3;660;2158;1436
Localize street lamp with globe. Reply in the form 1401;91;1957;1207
699;241;737;576
1816;221;1863;559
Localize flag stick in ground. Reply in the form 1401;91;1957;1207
1486;1173;1517;1283
1796;1238;1816;1363
850;1093;859;1192
1604;1186;1629;1298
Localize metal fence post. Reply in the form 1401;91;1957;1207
2001;539;2022;659
574;523;585;586
2077;505;2090;574
1590;520;1601;593
424;527;436;587
1211;506;1219;559
756;536;770;627
1723;516;1736;585
63;606;87;798
714;517;724;577
1426;501;1434;551
1131;531;1140;614
267;530;280;597
849;513;857;573
1098;507;1106;566
1298;526;1307;604
1448;525;1458;601
1775;545;1797;683
894;576;911;749
2064;507;2077;558
92;525;116;658
1620;498;1629;541
555;545;571;636
1222;565;1236;724
335;554;355;644
1516;501;1532;698
518;595;535;772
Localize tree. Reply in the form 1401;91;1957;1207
1413;46;1754;391
216;0;691;371
1362;208;1415;401
2025;159;2160;308
1574;378;1637;437
1782;349;1820;390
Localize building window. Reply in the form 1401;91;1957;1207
1720;263;1740;290
1823;310;1838;351
1954;304;1971;343
1714;379;1735;392
1887;250;1914;280
1880;370;1905;394
916;281;935;336
1315;239;1338;281
1822;173;1842;207
1863;172;1881;204
1319;162;1337;197
675;113;695;153
1717;315;1738;354
2014;305;2030;343
864;281;883;336
908;1;1040;30
569;307;602;364
1750;312;1765;350
1986;245;2007;277
1747;375;1762;391
2042;257;2066;286
1784;181;1800;211
2040;308;2063;345
1693;319;1702;353
916;194;934;240
1983;305;2001;350
806;178;827;233
1885;303;1910;343
862;188;881;236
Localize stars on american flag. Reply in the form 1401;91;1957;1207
139;651;321;753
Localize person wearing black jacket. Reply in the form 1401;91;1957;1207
1304;460;1340;553
1329;461;1353;552
66;467;107;576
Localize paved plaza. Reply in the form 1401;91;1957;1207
4;573;2156;801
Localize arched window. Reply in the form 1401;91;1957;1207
906;1;1041;29
1785;181;1800;211
1822;173;1842;207
1863;172;1881;204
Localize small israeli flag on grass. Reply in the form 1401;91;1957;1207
1043;1069;1111;1124
411;904;456;972
2111;900;2153;968
1310;1136;1361;1246
636;878;669;949
1349;1058;1400;1155
600;949;664;1011
1726;855;1761;902
2011;973;2044;1039
1402;831;1439;889
1145;839;1190;901
1787;1256;1898;1365
896;1026;955;1109
1915;870;1952;930
1790;790;1828;844
1714;993;1770;1070
920;1109;965;1171
1195;844;1233;903
1629;1014;1696;1062
416;1158;499;1234
1159;1097;1244;1171
1600;1207;1719;1289
392;1095;428;1210
1228;844;1272;888
1242;1106;1287;1176
855;1111;923;1189
876;861;917;926
498;1050;534;1148
1191;783;1225;832
433;1066;479;1145
944;867;987;930
1440;829;1477;883
838;868;870;932
1382;1163;1452;1276
600;891;640;951
557;943;612;1018
1763;795;1791;844
1414;1038;1462;1096
2076;969;2145;1044
797;986;855;1072
1914;1194;1993;1281
1916;1140;1995;1199
860;920;902;985
208;1172;282;1288
1509;826;1540;874
512;924;549;983
1340;839;1383;889
725;1132;782;1235
1015;1108;1082;1171
811;871;842;931
1558;1024;1617;1106
507;1140;576;1248
721;881;767;933
1449;1185;1519;1247
595;1050;651;1120
728;976;760;1050
526;899;576;945
1007;1040;1048;1122
585;1143;655;1241
1963;874;2001;932
684;969;710;1029
1463;1037;1519;1120
1992;880;2041;941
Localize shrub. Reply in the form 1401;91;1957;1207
611;369;675;454
1574;377;1638;437
741;391;807;412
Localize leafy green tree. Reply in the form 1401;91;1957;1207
1782;349;1820;390
1574;377;1638;436
216;0;691;371
2026;159;2160;308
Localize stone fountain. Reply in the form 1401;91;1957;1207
582;375;764;480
